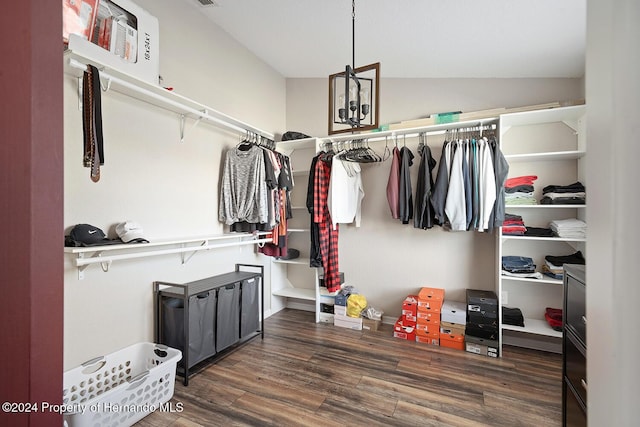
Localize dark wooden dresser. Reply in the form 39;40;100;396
562;264;586;426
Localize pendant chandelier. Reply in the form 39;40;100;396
328;0;380;135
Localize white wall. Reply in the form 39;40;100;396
586;0;640;424
63;0;286;369
284;78;584;319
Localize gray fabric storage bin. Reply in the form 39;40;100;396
162;297;185;352
162;291;216;368
188;290;216;366
216;283;240;351
240;277;260;339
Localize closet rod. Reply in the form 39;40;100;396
74;237;274;267
321;118;498;145
68;58;274;140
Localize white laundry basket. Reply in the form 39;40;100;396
63;342;182;427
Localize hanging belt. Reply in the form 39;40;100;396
82;65;104;182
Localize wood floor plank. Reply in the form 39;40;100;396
135;309;562;426
392;400;489;427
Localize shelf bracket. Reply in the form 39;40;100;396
77;250;104;280
181;240;207;265
77;77;83;111
179;110;207;143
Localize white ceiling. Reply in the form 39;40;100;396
185;0;586;79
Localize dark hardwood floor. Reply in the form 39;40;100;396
138;309;562;427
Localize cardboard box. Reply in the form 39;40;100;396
334;305;346;316
465;335;499;357
362;318;381;331
415;335;439;346
402;313;417;326
63;0;99;43
335;293;350;306
334;314;363;331
465;324;498;341
415;321;440;334
415;328;439;339
418;287;445;306
393;317;416;341
67;0;160;85
466;289;498;312
416;310;441;324
440;322;466;336
441;300;467;324
467;311;498;327
318;312;334;324
402;295;418;317
440;335;465;351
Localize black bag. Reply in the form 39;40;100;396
281;131;311;141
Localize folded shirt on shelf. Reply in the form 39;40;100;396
545;250;586;266
502;307;525;327
505;175;538;188
505;184;535;194
504;197;537;205
542;264;564;280
501;270;544;279
524;226;555;237
542;182;585;194
541;182;586;205
541;196;586;205
549;218;587;238
503;226;527;235
502;255;535;270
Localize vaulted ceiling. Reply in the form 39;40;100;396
184;0;586;79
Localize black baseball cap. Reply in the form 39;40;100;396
65;224;122;247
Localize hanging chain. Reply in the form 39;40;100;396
352;0;356;69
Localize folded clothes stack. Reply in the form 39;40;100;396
542;250;586;280
502;306;525;327
502;213;526;235
505;175;538;205
550;218;587;239
524;226;555;237
501;255;543;279
541;181;586;205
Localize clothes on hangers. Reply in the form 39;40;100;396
219;136;294;257
312;152;341;293
219;144;269;227
328;150;364;230
431;140;451;225
307;154;322;268
414;140;437;229
398;146;415;224
431;130;506;232
491;137;510;228
386;146;401;219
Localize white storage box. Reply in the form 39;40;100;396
334;314;363;330
63;342;181;427
67;0;160;84
441;300;467;325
